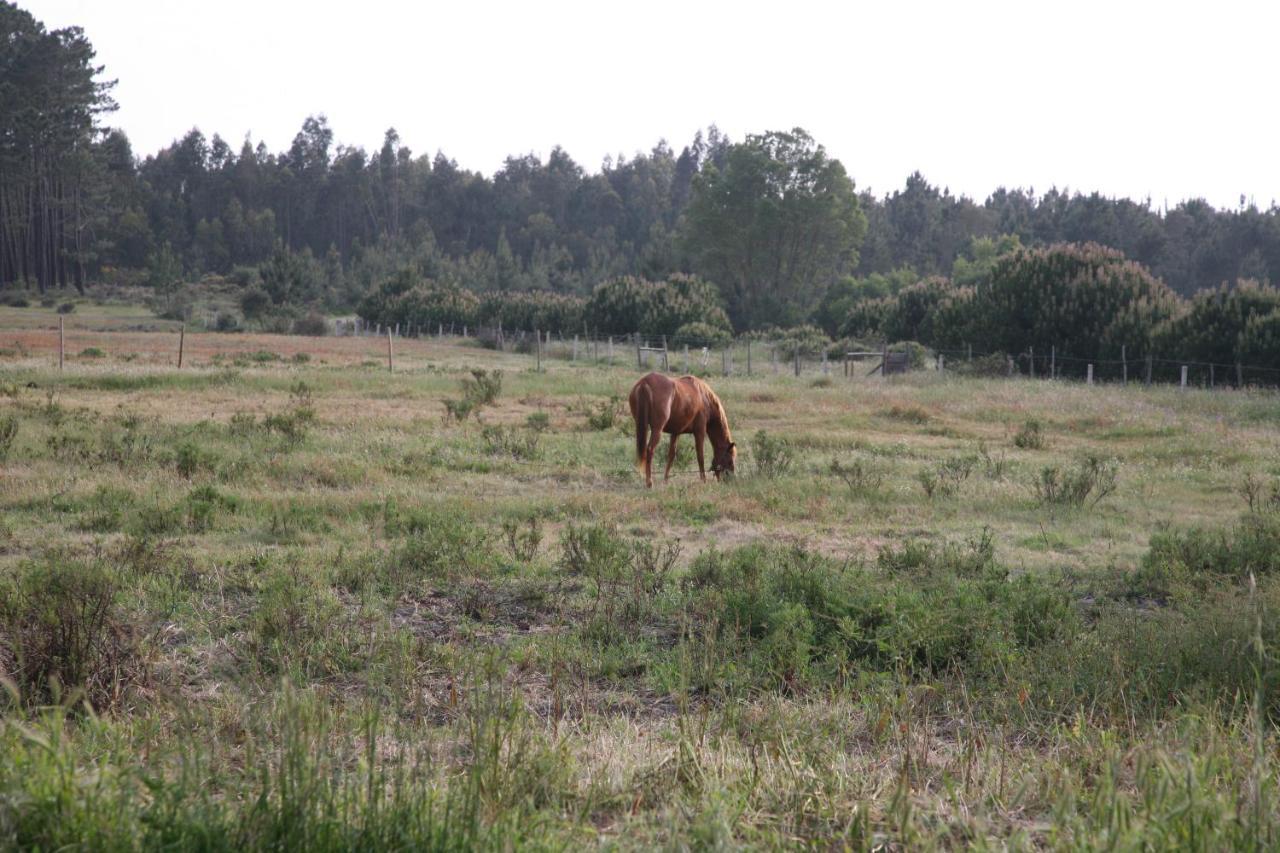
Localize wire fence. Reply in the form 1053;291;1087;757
17;313;1280;392
333;317;1280;391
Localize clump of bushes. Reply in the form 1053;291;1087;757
678;543;1074;691
560;522;679;638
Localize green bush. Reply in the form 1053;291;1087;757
679;544;1074;690
1013;419;1045;449
918;456;975;499
751;430;794;478
585;274;730;338
1035;454;1118;507
480;424;540;460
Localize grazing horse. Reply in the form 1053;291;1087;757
629;372;736;488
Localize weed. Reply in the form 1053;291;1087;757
501;517;543;562
829;457;883;494
0;414;16;461
1036;453;1119;507
481;424;540;460
445;369;503;422
885;404;930;424
918;456;974;499
525;411;551;433
0;555;148;709
752;430;794;478
462;368;502;405
1239;473;1280;514
584;396;620;431
78;346;105;358
173;440;213;478
1014;419;1045;449
977;439;1008;479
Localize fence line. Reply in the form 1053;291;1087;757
23;317;1280;392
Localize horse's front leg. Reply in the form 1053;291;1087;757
693;424;707;481
664;433;679;482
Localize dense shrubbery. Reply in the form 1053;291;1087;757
359;271;731;339
583;274;731;337
833;243;1280;375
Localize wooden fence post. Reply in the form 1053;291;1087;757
636;333;642;370
178;323;185;368
938;353;944;373
722;348;728;376
1145;353;1153;386
797;348;804;378
608;336;614;366
535;329;541;372
684;344;690;374
387;328;394;372
1029;345;1035;379
1087;363;1093;385
821;351;828;375
746;339;752;376
58;316;64;371
878;345;886;380
662;335;668;372
1180;365;1187;389
1237;362;1244;388
1050;345;1056;379
1210;363;1215;388
572;335;578;362
1122;345;1127;384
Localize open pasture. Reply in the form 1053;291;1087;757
3;315;1280;849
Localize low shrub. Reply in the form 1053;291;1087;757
752;430;794;478
918;456;975;498
0;555;148;709
1014;419;1045;449
828;457;883;494
0;414;17;461
480;424;540;460
1035;454;1118;507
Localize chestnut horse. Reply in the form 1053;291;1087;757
629;372;736;488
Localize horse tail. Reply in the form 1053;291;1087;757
634;382;651;472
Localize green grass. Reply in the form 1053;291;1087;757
3;338;1280;848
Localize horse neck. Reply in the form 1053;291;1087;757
707;399;732;448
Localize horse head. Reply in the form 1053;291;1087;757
710;440;737;480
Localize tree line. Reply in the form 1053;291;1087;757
5;0;1280;359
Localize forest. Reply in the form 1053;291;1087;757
5;1;1280;361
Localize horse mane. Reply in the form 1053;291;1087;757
707;388;733;446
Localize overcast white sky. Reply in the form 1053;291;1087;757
24;0;1280;209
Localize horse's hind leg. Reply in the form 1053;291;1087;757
645;401;671;488
663;433;679;481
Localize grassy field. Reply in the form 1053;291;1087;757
3;303;1280;849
